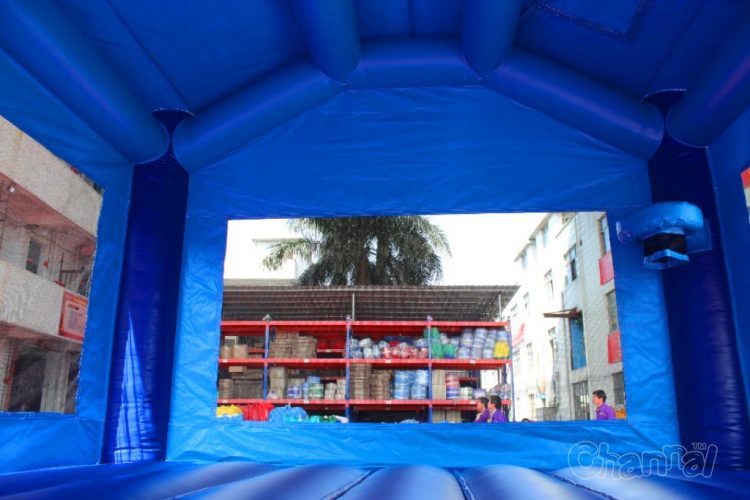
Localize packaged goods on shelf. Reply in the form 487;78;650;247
336;379;346;400
432;369;446;399
370;370;392;400
424;327;512;360
230;368;263;398
269;331;299;357
473;388;487;399
232;343;248;358
433;409;462;423
242;402;274;421
393;370;428;400
268;404;308;423
219;345;231;359
216;405;243;419
446;373;460;399
218;379;232;399
349;363;372;399
292;336;317;358
269;366;287;396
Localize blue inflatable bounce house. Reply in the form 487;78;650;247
1;1;749;498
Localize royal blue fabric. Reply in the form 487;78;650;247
516;0;750;99
293;0;360;82
667;15;750;147
341;466;464;500
0;0;747;477
186;86;651;218
707;107;750;417
555;466;750;499
460;465;597;499
648;93;750;468
3;461;750;499
58;0;309;113
0;462;277;499
462;0;520;76
0;0;167;164
103;112;189;462
167;83;679;467
182;465;366;500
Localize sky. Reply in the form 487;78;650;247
224;213;546;286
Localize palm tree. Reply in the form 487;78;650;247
262;216;450;286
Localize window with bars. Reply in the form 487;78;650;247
526;343;534;370
573;380;590;420
612;372;625;405
606;291;619;332
26;239;42;274
598;215;611;256
570;316;587;370
565;246;577;283
544;270;553;299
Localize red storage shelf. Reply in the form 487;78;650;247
349;399;430;410
219;398;346;408
351;358;429;368
222;320;509;336
219;358;348;368
218;320;513;420
218;358;265;367
431;359;510;370
266;358;347;369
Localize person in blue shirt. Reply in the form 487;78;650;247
475;396;489;423
487;395;508;423
593;389;616;420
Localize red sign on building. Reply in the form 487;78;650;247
59;291;88;342
608;330;622;364
512;323;525;348
599;252;614;285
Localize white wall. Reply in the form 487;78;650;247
504;212;622;421
0;117;101;237
0;260;64;337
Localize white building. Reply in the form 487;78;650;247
503;212;623;421
0;117;101;413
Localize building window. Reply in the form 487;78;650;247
561;213;573;226
510;304;517;319
612;372;625;406
606;291;619;332
598;215;611;256
565;247;577;283
513;350;522;366
526;342;534;368
573;380;590;420
548;327;557;352
540;223;549;247
520;251;527;271
26;239;42;274
544;270;553;299
523;292;530;312
569;316;587;370
529;393;536;417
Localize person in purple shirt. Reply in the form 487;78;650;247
475;397;490;423
487;395;508;423
593;389;616;420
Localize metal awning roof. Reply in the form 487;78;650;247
222;284;518;322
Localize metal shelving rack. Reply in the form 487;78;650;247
219;318;513;422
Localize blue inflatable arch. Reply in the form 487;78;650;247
0;0;749;495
